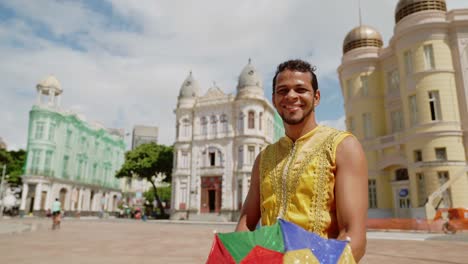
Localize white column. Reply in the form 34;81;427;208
33;182;42;211
45;187;51;210
70;188;76;212
20;183;29;211
83;191;89;211
77;189;83;212
49;92;56;106
242;174;248;203
107;194;113;212
104;192;109;211
174;178;179;210
65;187;72;211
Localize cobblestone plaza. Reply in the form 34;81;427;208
0;218;467;264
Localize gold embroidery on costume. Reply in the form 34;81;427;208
259;126;351;238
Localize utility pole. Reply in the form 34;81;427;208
0;164;6;218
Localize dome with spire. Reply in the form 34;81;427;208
237;59;263;92
343;25;383;54
36;75;62;95
178;71;200;99
395;0;446;23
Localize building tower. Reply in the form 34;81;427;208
36;75;62;108
338;0;468;219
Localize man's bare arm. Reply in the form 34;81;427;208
235;155;261;232
335;136;368;262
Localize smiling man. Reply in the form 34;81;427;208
235;59;368;262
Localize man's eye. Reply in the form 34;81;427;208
276;90;288;95
296;88;309;93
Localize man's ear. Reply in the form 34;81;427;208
314;90;320;107
272;93;277;108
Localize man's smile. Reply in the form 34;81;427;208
283;104;303;111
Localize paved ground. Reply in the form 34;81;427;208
0;218;467;264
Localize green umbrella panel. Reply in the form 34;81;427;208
217;222;285;263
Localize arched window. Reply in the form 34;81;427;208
201;117;208;136
210;115;217;135
206;146;223;167
248;111;255;129
220;114;228;133
182;118;190;137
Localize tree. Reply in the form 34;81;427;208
116;143;173;216
143;186;171;205
0;149;26;186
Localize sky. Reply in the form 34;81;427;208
0;0;467;150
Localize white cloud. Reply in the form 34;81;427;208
0;0;466;150
319;116;346;131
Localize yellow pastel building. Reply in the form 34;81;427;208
337;0;468;219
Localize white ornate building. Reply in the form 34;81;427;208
171;60;284;221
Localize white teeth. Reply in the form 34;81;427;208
285;105;300;110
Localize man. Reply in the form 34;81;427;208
235;59;368;262
52;198;61;230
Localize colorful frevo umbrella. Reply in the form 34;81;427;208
206;219;356;264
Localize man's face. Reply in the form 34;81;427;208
273;70;320;125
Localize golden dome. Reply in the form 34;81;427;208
395;0;446;23
343;25;383;54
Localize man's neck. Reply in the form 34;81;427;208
284;118;318;142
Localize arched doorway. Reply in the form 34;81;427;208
112;195;118;212
59;188;67;210
200;176;221;213
90;191;95;211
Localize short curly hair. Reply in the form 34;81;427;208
272;59;318;93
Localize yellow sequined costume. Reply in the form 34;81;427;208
259;125;351;238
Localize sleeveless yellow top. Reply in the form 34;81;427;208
259;125;351;238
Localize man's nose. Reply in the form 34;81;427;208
285;89;299;99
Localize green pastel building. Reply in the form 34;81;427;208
19;76;125;216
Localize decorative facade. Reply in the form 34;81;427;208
338;0;468;219
171;60;284;221
20;76;125;216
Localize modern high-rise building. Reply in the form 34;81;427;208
131;125;159;150
338;0;468;219
0;137;6;150
171;60;284;221
119;125;160;206
20;76;125;216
